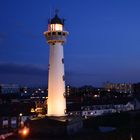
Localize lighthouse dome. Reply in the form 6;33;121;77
50;14;64;25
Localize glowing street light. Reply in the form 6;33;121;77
19;113;23;117
18;126;30;137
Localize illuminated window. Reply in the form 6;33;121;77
64;109;67;114
50;24;63;31
63;92;66;98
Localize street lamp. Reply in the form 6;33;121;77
19;113;23;127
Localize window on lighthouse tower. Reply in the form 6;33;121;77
49;24;63;31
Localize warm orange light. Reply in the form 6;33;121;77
50;24;63;31
31;108;35;113
19;127;30;137
23;129;27;135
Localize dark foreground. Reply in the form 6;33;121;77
8;128;139;140
8;111;140;140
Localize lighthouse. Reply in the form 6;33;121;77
29;12;82;135
44;12;68;116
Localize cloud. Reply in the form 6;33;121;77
0;63;47;75
65;69;140;87
0;63;139;87
0;63;48;86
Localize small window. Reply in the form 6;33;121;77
58;32;61;35
48;32;51;36
63;75;65;81
48;64;50;70
52;32;56;35
63;92;66;98
64;109;67;114
63;33;65;36
62;58;64;64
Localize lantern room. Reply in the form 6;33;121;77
44;11;68;44
48;13;64;31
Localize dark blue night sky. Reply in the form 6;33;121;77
0;0;140;87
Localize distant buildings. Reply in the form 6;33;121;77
0;82;139;123
0;84;20;94
81;101;134;117
66;84;136;117
104;82;133;94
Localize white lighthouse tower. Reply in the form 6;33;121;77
44;12;68;116
29;12;82;135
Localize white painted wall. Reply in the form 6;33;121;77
48;42;66;116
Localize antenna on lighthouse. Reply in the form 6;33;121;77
55;9;59;15
49;5;52;23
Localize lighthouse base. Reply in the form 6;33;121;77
29;116;83;136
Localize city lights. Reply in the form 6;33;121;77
18;127;30;137
19;113;23;117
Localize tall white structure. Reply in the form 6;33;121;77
44;12;68;116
